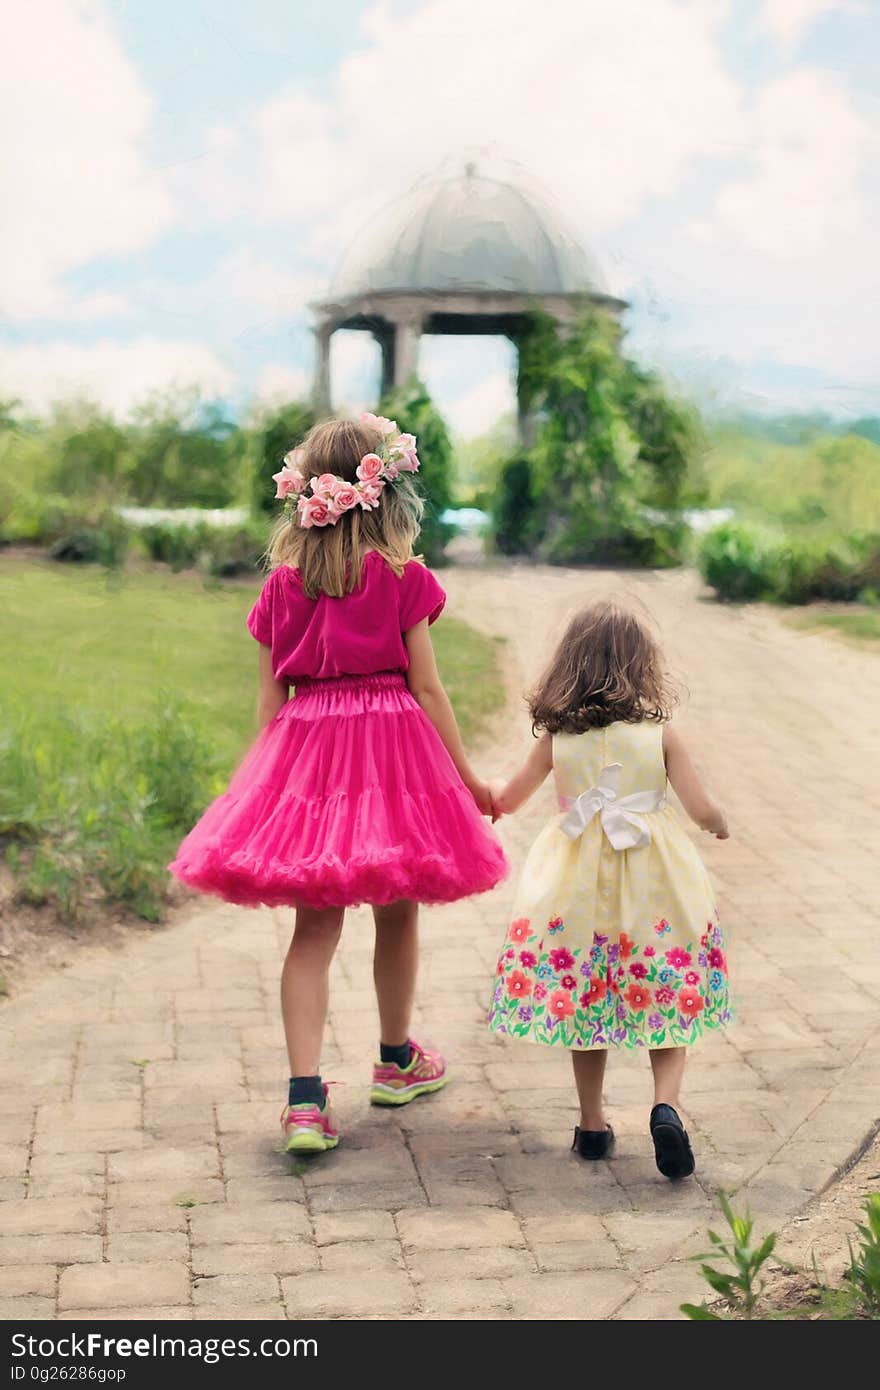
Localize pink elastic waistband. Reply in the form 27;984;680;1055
293;670;406;693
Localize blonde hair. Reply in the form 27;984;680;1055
266;419;424;599
529;600;679;734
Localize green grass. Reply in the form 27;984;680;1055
0;554;504;921
790;609;880;646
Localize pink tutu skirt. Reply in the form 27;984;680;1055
168;672;508;910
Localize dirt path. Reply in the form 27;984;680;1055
1;563;878;1321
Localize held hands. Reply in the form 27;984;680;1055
466;778;495;818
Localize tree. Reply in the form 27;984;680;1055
48;401;129;497
493;310;696;565
126;392;238;508
252;402;315;515
378;379;455;563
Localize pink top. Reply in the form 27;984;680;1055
246;553;446;682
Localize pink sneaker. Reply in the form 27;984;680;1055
280;1086;339;1153
370;1039;449;1106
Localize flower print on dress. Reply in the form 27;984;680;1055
624;983;652;1011
549;990;575;1021
519;950;537;968
548;947;575;973
629;962;648;979
665;947;691;969
678;987;705;1020
547;915;564;935
506;970;532;1000
560;974;577;990
508;918;531;944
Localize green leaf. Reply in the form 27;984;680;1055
680;1303;723;1321
701;1266;734;1296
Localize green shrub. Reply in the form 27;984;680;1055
138;520;210;570
199;519;266;577
48;508;130;567
698;521;880;604
378;380;455;564
492;455;537;555
697;521;778;600
252;402;315;515
138;518;266;576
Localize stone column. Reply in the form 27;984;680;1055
374;322;396;399
312;320;333;414
390;314;422;389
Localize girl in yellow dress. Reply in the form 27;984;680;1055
487;601;730;1180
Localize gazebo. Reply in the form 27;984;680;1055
311;151;626;438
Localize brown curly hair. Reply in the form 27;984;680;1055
529;600;678;735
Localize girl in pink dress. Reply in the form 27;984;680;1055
169;416;507;1152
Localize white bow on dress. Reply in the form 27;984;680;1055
558;762;664;850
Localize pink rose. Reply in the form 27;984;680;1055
356;453;384;482
395;448;420;473
390;432;416;454
313;472;341;497
272;464;305;499
358;479;385;509
383;460;400;481
283;447;305;468
298;494;332;528
333;485;359;514
360;412;398;437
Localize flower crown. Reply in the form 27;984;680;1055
271;413;420;529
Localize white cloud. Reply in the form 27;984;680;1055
253;363;313;407
183;0;743;260
211;249;318;319
756;0;865;50
0;338;233;417
714;70;871;258
0;1;172;320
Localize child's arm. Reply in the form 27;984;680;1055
492;733;553;816
257;647;289;728
404;618;492;815
662;724;729;838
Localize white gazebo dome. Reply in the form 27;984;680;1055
329;150;608;299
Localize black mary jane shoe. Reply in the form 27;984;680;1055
650;1104;695;1180
572;1124;615;1161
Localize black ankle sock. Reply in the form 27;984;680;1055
289;1075;324;1107
379;1041;412;1069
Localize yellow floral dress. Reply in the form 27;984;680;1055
487;721;731;1050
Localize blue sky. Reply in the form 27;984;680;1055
1;0;878;434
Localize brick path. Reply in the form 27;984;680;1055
2;565;878;1321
